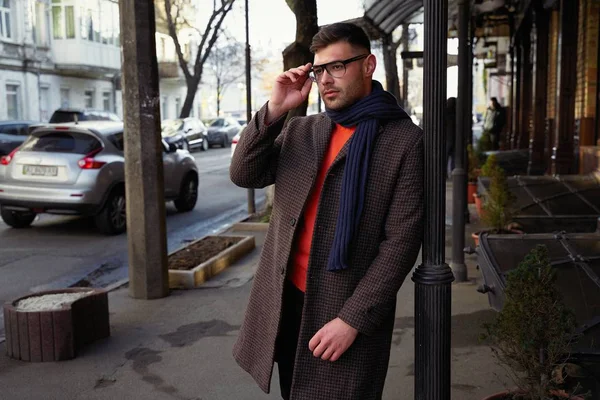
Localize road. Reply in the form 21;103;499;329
0;147;265;336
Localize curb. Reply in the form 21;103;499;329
168;235;256;289
231;222;270;232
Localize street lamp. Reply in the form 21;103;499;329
412;0;454;399
244;0;255;214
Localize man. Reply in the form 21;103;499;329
482;97;506;150
231;22;423;400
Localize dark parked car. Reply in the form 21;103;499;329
161;118;209;152
0;121;40;156
49;108;121;124
206;117;242;148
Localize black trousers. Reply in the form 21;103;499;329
275;280;305;400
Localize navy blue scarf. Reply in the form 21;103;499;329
325;80;409;271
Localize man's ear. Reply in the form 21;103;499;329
364;54;377;77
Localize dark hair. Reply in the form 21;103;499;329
310;22;371;54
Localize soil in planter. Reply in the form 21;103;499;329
168;236;244;271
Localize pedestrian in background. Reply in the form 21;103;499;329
482;97;506;151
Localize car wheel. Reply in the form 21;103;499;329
222;134;230;148
201;138;209;151
173;173;198;212
95;188;127;235
182;140;190;151
0;207;36;229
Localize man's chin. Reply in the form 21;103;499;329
323;99;346;111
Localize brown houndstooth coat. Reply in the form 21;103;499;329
230;102;424;400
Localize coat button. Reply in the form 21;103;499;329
290;217;296;227
280;266;285;275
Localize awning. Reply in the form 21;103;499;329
363;0;514;38
364;0;424;35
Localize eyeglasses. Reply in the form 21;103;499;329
309;54;369;82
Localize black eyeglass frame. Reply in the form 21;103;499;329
309;54;370;82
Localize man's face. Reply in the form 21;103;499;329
313;42;371;110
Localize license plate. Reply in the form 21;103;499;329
22;165;58;177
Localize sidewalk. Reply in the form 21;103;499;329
0;184;511;400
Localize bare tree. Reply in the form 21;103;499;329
282;0;318;119
206;35;244;116
161;0;236;118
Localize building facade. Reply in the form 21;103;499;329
0;0;199;123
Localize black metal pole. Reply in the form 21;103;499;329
465;17;473;224
318;90;322;113
509;13;515;146
412;0;454;398
245;0;255;214
451;0;469;282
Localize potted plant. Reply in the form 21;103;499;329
480;245;588;400
472;155;521;245
468;144;480;204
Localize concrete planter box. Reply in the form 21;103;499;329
231;221;270;232
168;235;255;289
3;288;110;362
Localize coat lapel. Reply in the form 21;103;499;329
313;115;335;167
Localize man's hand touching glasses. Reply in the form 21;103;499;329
266;63;313;125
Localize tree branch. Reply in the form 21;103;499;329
197;0;235;76
193;0;232;75
164;0;192;81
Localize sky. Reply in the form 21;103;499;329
194;0;460;113
225;0;366;50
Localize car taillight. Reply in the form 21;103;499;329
0;148;18;165
78;148;106;170
232;138;239;144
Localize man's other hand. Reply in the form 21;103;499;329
308;317;358;362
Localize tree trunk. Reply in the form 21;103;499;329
264;0;318;211
382;32;401;103
283;0;318;120
181;76;200;118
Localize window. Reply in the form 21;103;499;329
81;0;119;46
6;84;20;120
101;0;111;44
210;119;224;127
34;1;49;45
161;96;168;119
52;1;75;39
175;97;181;118
0;0;12;40
102;91;111;111
159;37;167;60
108;131;124;151
21;131;101;154
84;90;94;108
40;86;50;121
60;87;70;107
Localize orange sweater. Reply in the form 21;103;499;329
289;124;356;292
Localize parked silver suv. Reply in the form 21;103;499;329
0;121;199;234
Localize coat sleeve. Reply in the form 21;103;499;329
230;102;288;189
337;135;424;336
